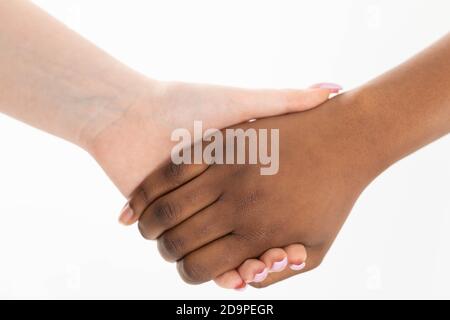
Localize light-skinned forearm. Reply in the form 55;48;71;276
0;0;151;148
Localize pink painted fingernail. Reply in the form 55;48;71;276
270;257;288;273
311;82;342;93
234;281;247;292
289;262;306;271
118;203;134;225
252;268;269;283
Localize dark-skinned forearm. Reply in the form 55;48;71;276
355;33;450;172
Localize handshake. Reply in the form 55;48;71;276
93;31;448;291
96;80;348;290
1;2;449;293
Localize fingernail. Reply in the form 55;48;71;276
270;257;288;273
289;262;306;271
234;281;247;291
118;203;134;225
251;268;268;283
311;82;342;93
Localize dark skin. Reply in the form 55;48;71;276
128;33;450;287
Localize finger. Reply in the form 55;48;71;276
259;248;288;273
309;82;342;93
250;245;321;289
119;157;209;225
214;245;305;289
214;270;246;290
176;234;266;285
233;84;341;121
285;243;307;271
237;259;268;284
138;172;221;240
157;199;233;262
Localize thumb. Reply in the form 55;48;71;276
305;82;343;107
235;82;342;120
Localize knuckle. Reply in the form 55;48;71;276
229;165;246;178
234;225;272;246
164;162;184;181
233;222;283;251
137;186;151;206
137;218;156;240
153;200;180;226
242;227;267;242
234;189;265;217
177;259;209;285
157;233;184;261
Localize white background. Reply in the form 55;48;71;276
0;0;449;299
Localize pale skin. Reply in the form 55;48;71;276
0;0;332;287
